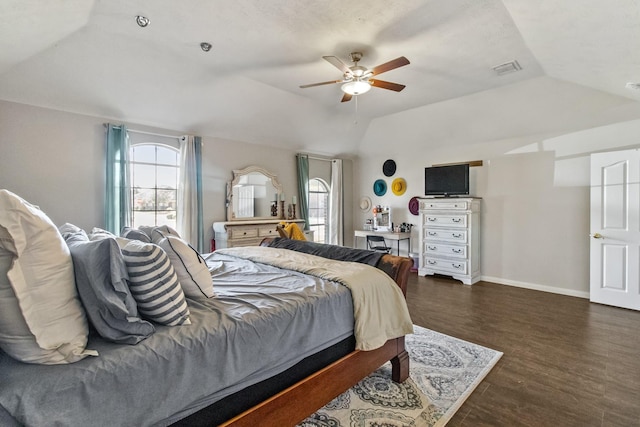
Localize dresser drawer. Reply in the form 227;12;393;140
226;237;263;248
424;242;467;259
423;257;468;275
227;227;259;239
424;228;467;243
258;226;278;237
423;214;467;228
421;200;470;210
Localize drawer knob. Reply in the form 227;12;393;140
452;218;462;223
427;217;437;222
428;231;437;236
452;248;462;253
452;233;462;238
428;260;437;265
428;246;437;250
452;263;463;269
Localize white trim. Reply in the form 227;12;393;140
480;275;590;299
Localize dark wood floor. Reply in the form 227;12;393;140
405;273;640;427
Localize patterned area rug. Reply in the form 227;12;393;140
298;325;503;427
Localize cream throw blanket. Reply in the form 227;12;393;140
216;247;413;351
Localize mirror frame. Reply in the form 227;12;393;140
226;166;283;221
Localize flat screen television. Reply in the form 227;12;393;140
424;164;470;197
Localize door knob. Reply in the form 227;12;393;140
590;232;603;239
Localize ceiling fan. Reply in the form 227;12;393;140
300;52;410;102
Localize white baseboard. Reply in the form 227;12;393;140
480;275;590;299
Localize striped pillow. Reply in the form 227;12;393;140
120;240;191;326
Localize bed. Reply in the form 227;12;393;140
0;191;413;427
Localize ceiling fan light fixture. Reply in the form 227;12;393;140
341;80;371;95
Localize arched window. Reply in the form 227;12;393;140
308;178;329;243
129;143;179;229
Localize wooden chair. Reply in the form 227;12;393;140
366;235;391;253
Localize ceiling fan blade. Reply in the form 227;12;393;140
370;56;410;76
370;79;406;92
341;93;352;103
323;56;352;74
299;80;342;89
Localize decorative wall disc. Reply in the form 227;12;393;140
382;159;396;177
359;196;372;211
373;179;387;196
391;178;407;196
408;197;420;215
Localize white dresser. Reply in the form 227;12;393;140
418;198;481;285
213;219;307;249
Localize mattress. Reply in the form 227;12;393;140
0;251;354;427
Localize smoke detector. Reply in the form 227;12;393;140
135;15;150;28
492;60;522;76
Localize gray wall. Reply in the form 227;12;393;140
4;97;640;298
0;101;301;247
354;119;640;298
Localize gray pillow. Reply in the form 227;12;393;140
58;223;88;241
65;236;155;344
121;227;151;243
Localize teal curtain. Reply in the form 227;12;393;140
296;154;310;230
105;124;130;234
195;137;204;253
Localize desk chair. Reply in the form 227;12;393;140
366;235;391;253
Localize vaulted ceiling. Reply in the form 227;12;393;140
1;0;640;156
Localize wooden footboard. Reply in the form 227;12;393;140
221;337;409;427
217;240;413;426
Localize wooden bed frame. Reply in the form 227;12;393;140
220;240;413;427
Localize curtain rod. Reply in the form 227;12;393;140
299;154;332;162
127;129;183;140
107;125;182;140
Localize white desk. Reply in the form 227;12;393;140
354;230;411;256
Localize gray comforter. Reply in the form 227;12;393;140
0;251;354;427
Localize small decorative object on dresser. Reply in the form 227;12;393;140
418;197;481;284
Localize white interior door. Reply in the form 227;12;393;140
590;149;640;310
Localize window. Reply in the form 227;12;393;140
308;178;329;243
129;143;179;229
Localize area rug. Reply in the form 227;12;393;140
298;325;503;427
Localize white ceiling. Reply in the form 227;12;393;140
1;0;640;156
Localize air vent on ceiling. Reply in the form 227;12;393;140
492;60;522;76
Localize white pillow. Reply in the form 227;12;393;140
156;234;215;298
0;190;95;364
119;239;191;326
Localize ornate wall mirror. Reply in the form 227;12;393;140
226;166;283;221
